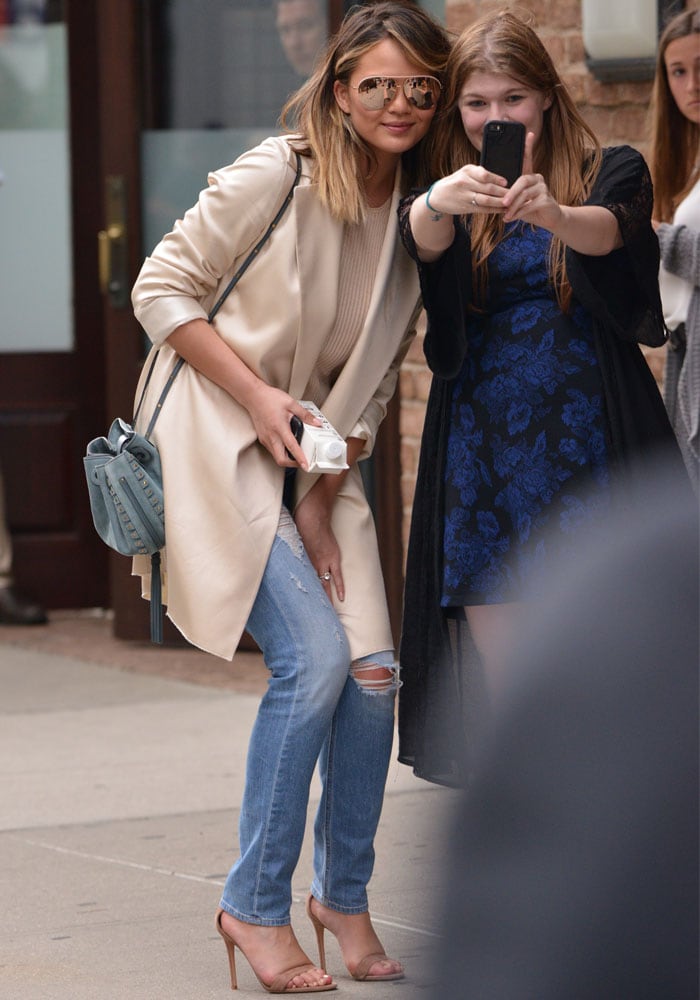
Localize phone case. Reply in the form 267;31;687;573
286;414;304;460
290;415;304;443
480;120;525;187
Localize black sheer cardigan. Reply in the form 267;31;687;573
397;145;687;787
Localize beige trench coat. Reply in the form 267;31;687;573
131;136;422;660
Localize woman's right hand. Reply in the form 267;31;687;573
410;164;509;260
423;164;509;217
167;319;320;469
246;384;319;470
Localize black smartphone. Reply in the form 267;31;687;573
286;414;304;460
480;120;525;187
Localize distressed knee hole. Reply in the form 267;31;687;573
350;660;401;695
276;508;305;558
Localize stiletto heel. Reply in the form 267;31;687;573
305;894;327;970
215;909;336;994
305;894;404;983
216;910;239;989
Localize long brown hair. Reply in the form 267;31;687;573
280;1;452;224
649;7;700;222
432;8;601;312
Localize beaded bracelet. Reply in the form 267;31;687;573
425;182;444;221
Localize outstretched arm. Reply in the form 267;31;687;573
408;164;509;260
502;132;622;255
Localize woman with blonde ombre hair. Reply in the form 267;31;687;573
282;2;451;223
131;1;450;992
649;7;700;491
397;9;687;787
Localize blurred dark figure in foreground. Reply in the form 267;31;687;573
434;456;699;999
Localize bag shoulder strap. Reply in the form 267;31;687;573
135;150;303;439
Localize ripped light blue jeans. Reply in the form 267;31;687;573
219;507;399;926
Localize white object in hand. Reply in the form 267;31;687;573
298;401;349;473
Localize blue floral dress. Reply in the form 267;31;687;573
442;221;611;606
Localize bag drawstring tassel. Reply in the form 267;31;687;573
150;551;163;644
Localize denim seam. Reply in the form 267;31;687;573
319;710;337;902
251;543;307;919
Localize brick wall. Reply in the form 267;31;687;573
398;0;688;553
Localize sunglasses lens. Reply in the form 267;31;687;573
357;77;392;109
355;76;440;110
405;77;438;110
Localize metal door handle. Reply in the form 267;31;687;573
98;176;128;307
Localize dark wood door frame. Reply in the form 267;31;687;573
94;0;155;639
0;3;109;609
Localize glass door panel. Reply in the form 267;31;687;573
140;0;328;253
0;0;72;351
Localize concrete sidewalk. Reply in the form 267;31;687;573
0;618;457;1000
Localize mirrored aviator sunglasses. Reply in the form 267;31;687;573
354;75;441;111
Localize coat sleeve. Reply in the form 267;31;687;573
132;137;298;346
659;222;700;478
349;300;422;454
657;223;700;286
566;146;667;347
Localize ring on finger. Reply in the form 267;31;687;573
471;195;479;207
319;571;331;581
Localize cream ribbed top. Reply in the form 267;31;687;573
304;198;392;405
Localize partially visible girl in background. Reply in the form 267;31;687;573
649;7;700;492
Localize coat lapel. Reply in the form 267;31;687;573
289;183;344;399
323;184;409;428
289;165;420;435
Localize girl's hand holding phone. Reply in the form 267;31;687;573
501;132;563;229
424;164;509;217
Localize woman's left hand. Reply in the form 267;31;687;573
501;171;564;229
501;131;563;229
294;480;345;602
500;132;622;255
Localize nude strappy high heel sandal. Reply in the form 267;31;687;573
215;909;336;994
305;894;405;982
